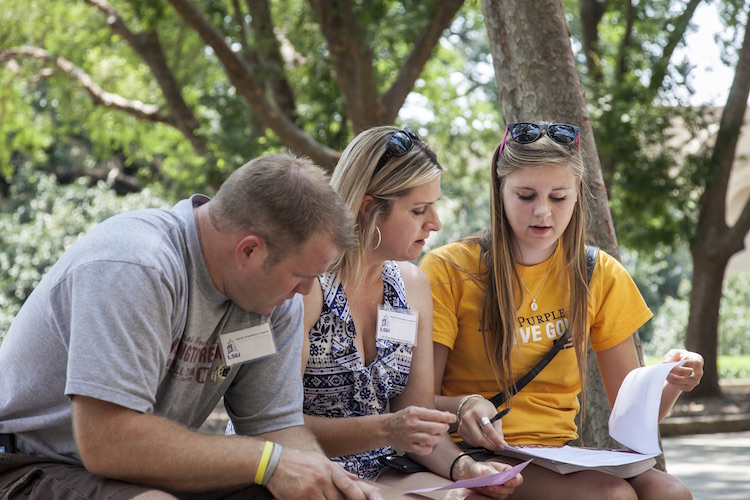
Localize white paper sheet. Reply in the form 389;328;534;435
503;445;654;466
608;360;686;455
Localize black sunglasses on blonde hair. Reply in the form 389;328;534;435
372;127;421;177
497;122;580;157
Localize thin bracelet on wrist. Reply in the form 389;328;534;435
455;394;484;427
449;452;471;481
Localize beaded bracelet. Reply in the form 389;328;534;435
254;441;274;485
455;394;484;427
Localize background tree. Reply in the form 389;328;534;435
0;0;506;338
0;0;465;192
684;14;750;398
571;0;750;399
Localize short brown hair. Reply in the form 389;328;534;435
209;153;357;264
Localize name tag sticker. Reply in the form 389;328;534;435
219;323;277;366
376;306;418;345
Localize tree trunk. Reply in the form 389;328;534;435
685;246;728;398
481;0;621;449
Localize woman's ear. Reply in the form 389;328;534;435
359;195;375;221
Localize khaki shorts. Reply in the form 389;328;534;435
0;452;272;500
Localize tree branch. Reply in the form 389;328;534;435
616;1;634;75
83;0;209;158
648;0;702;93
578;0;608;86
308;0;379;132
0;46;171;124
245;0;298;121
309;0;464;131
232;0;250;51
709;20;750;253
379;0;465;123
167;0;339;169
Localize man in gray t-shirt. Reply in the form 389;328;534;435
0;154;383;499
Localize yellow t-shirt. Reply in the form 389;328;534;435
419;240;653;446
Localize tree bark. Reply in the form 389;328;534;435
481;0;621;449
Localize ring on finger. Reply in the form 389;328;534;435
479;416;491;427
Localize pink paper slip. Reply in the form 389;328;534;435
407;459;530;493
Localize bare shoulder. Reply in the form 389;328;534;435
302;277;324;333
395;260;430;289
395;261;432;312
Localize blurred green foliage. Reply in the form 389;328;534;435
0;162;171;341
717;355;750;380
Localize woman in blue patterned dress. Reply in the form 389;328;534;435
301;126;523;498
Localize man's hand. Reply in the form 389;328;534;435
72;396;381;498
267;450;383;500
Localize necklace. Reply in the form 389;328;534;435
519;257;554;312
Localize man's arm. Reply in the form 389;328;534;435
72;396;381;499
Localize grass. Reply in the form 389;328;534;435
717;355;750;380
645;354;750;380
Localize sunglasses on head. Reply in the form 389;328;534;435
372;127;421;177
497;122;580;157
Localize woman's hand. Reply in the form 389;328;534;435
384;406;454;455
453;456;523;499
663;348;704;392
456;397;508;450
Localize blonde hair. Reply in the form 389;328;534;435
330;126;445;285
471;123;590;406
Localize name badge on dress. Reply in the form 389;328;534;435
219;323;277;366
376;305;418;345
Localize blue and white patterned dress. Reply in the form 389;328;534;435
303;261;414;479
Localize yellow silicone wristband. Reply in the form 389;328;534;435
254;441;274;485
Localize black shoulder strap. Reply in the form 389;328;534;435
489;246;599;408
586;245;599;284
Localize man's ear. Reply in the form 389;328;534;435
359;195;376;221
235;234;265;263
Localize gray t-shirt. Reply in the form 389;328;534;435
0;195;305;464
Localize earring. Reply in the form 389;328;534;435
373;226;382;250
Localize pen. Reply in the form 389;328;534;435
490;407;510;423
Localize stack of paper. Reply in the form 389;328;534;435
494;360;686;478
